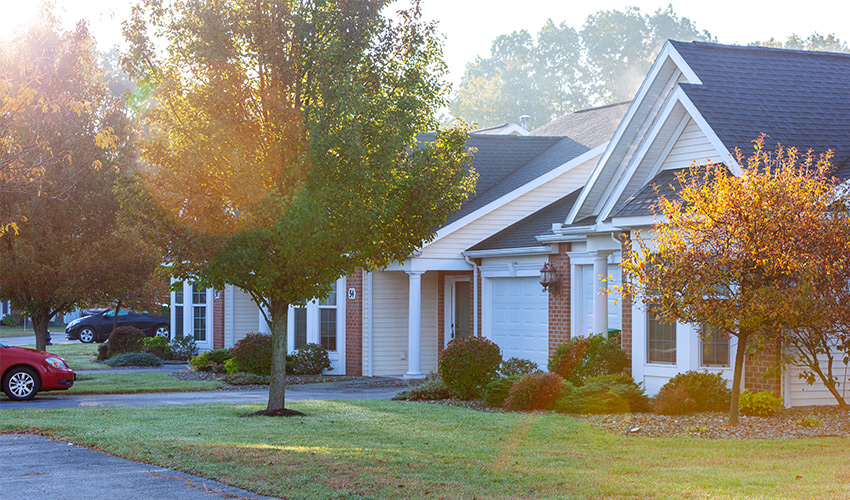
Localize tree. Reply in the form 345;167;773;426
450;6;712;128
751;33;850;53
622;136;850;424
0;16;160;351
123;0;476;415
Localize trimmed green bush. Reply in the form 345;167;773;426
393;374;452;401
439;336;502;400
652;386;697;415
738;390;783;417
548;332;629;386
106;352;163;367
189;349;233;373
483;375;522;408
293;343;331;375
224;357;241;374
555;374;650;414
230;333;272;375
224;372;270;385
503;372;567;411
1;313;22;327
142;336;171;360
170;336;198;361
500;358;541;377
107;326;145;358
658;371;731;412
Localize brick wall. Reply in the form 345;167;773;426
620;234;632;359
345;270;363;376
744;341;782;395
548;243;571;356
213;289;225;349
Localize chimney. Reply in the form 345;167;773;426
520;115;530;131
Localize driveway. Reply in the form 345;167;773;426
0;380;404;410
1;434;281;500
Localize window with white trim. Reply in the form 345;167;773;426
192;284;206;342
647;308;676;364
319;284;337;351
700;324;730;367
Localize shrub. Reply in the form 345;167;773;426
142;336;171;360
1;313;22;327
170;336;199;361
189;349;233;373
106;326;145;358
224;357;241;374
555;374;650;414
658;371;731;412
106;352;163;367
97;343;109;361
500;358;541;377
293;343;331;375
797;416;823;427
738;390;783;417
439;336;502;400
483;375;523;408
652;386;697;415
230;333;272;375
224;372;270;385
503;372;567;412
393;373;453;401
548;332;629;385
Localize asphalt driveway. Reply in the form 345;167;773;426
1;434;282;500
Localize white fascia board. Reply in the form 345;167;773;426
428;142;608;245
676;91;742;175
463;245;557;259
381;257;472;273
596;90;689;222
667;44;703;85
566;42;680;226
610;215;660;228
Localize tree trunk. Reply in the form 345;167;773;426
814;354;849;410
729;333;748;426
266;297;289;412
32;309;51;352
112;300;122;333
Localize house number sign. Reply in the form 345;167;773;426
348;288;356;300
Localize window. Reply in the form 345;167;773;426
647;308;676;364
293;307;307;349
103;309;130;318
701;325;730;367
318;284;337;351
174;286;184;338
191;284;206;342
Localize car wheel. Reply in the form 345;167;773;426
79;327;95;343
3;367;40;401
154;325;170;339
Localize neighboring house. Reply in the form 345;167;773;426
0;300;10;321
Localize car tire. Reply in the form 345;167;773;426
79;327;96;343
154;325;169;339
3;367;40;401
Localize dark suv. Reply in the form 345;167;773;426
65;310;170;343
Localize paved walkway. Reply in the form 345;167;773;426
1;434;282;500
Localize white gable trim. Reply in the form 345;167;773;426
428;142;607;245
676;91;741;175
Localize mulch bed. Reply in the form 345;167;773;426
417;399;850;439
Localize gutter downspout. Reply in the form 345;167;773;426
463;254;479;337
367;271;374;377
228;285;235;348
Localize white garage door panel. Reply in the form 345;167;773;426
489;277;549;369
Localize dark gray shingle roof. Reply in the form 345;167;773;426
611;168;688;218
469;189;581;251
529;102;630;147
671;40;850;180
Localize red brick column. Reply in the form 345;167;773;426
345;271;364;376
744;341;782;396
213;289;225;349
548;243;571;357
620;234;632;359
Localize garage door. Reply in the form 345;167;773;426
488;277;549;370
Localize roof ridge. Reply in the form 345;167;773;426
671;39;850;59
571;101;631;114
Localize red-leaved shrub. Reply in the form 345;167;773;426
503;372;567;411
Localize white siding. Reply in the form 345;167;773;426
370;270;439;376
787;354;850;407
421;156;597;259
231;287;260;346
660;119;720;170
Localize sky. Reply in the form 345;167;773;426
3;0;850;86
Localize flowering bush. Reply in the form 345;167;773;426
438;336;502;399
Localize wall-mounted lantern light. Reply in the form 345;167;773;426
539;262;558;295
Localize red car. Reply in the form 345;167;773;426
1;343;75;401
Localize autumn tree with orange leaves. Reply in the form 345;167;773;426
623;136;850;424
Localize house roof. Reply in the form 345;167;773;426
435;102;627;229
529;102;631;146
610;168;689;218
671;40;850;180
468;189;582;251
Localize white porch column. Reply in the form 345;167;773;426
593;251;611;336
404;271;425;380
183;282;193;339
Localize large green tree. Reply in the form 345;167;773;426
123;0;476;414
0;16;160;351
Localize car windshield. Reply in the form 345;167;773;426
103;309;131;318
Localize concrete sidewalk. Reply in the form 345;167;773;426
1;434;282;500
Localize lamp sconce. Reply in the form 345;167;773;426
539;262;559;295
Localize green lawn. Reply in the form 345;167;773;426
1;401;848;499
20;343;107;370
67;372;222;394
0;323;66;338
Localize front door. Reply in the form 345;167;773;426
445;276;471;346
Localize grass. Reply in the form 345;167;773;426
21;343;107;371
0;323;64;338
1;401;849;499
66;372;222;394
